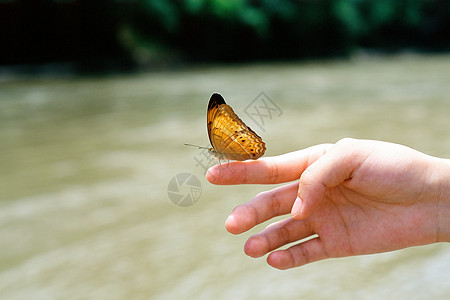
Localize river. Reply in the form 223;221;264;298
1;54;449;299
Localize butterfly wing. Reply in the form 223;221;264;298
207;93;266;161
207;93;226;144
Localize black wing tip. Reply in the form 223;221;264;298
210;93;226;105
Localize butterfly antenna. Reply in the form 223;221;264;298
184;143;209;149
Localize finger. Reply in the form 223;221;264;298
225;182;298;235
292;138;364;220
243;217;315;258
267;237;328;270
206;144;332;185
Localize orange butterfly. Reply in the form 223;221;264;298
186;93;266;168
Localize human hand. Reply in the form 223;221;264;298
206;138;450;269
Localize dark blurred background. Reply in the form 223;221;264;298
1;0;450;72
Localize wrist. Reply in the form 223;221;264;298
430;157;450;243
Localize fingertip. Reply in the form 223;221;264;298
244;235;267;258
225;214;240;234
225;206;250;234
267;251;293;270
206;166;220;184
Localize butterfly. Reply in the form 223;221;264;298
186;93;266;169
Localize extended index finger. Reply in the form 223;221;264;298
206;144;332;185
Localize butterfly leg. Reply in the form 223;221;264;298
206;154;214;172
226;158;233;173
218;158;223;176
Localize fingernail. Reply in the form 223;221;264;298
206;167;217;183
291;196;303;217
225;214;234;226
225;214;238;234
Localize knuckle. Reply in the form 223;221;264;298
286;244;312;266
278;225;291;243
268;190;282;215
268;161;280;184
336;137;355;145
300;245;312;264
336;137;359;151
246;202;261;226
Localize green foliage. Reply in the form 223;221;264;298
131;0;450;62
140;0;179;32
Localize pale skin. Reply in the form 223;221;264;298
206;138;450;270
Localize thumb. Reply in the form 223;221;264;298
291;139;362;219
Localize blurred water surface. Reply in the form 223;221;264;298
0;55;449;300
